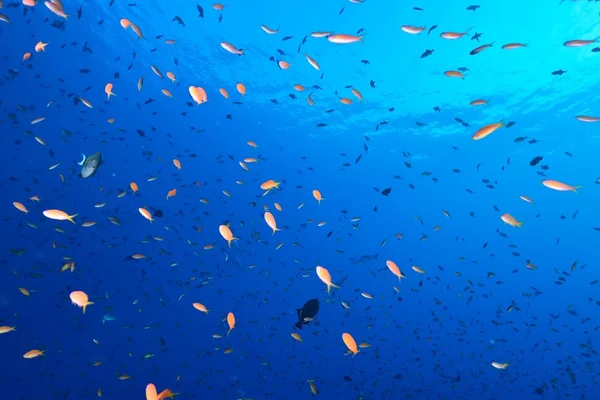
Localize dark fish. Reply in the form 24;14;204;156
420;49;434;58
428;25;438;35
381;188;391;196
78;152;102;178
471;32;482;42
506;121;515;128
360;59;370;65
529;156;543;166
551;69;566;75
470;42;494;55
466;5;480;10
295;299;319;329
196;4;204;18
282;36;293;41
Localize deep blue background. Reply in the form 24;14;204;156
1;0;599;399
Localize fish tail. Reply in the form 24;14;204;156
83;301;93;314
573;185;582;193
77;153;86;166
517;222;524;228
294;321;302;329
68;214;78;223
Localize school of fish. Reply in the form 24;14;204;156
1;0;600;399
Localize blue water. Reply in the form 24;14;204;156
1;0;599;399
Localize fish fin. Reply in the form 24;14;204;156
294;321;302;329
77;153;86;166
297;308;302;317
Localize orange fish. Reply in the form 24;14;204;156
236;83;247;95
327;34;363;44
70;291;94;314
189;86;208;104
220;42;243;55
541;180;581;192
131;24;144;39
342;333;359;356
502;43;527;50
260;180;281;191
500;213;523;228
401;25;425;34
312;190;324;205
219;88;229;99
472;120;504;140
444;70;464;79
166;72;176;82
139;207;154;222
35;42;48;52
23;349;44;359
469;99;488;106
13;201;28;214
226;312;235;336
260;24;279;34
104;83;116;100
193;303;209;314
173;159;182;170
130;182;139;193
44;1;68;19
43;209;77;223
316;266;339;293
145;383;174;400
440;30;470;40
120;18;131;29
278;60;291;69
264;212;281;234
305;53;320;70
166;189;176;199
386;260;405;283
564;38;599;47
219;225;238;247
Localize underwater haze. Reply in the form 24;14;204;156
1;0;600;399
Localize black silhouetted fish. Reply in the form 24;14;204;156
294;299;319;329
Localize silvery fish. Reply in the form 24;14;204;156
78;152;102;178
102;315;116;324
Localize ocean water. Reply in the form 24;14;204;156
1;0;599;399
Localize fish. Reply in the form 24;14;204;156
78;152;102;178
294;299;319;329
